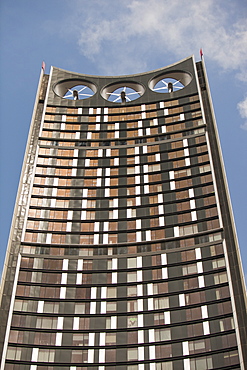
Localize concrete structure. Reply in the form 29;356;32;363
1;56;246;369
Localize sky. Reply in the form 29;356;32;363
0;0;246;280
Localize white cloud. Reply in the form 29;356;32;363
238;97;247;130
65;0;247;76
56;0;247;129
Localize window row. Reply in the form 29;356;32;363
24;219;221;244
41;117;203;137
38;129;206;148
34;161;210;179
16;270;228;300
37;137;207;159
20;243;224;270
45;98;198;115
21;231;223;256
30;176;213;195
44;100;198;120
18;256;226;288
27;199;217;218
30;184;215;203
8;330;236;356
14;287;230;320
5;349;239;368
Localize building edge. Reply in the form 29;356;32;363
0;67;49;358
196;58;247;369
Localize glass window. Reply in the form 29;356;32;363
199;164;211;173
106;302;117;312
219;317;234;332
127;167;135;175
223;350;239;366
155;328;171;342
128;300;137;312
189;339;206;353
106;333;116;345
149;164;161;172
190;355;213;370
210;244;223;256
75;303;86;314
183;263;197;275
128;286;137;297
6;347;22;360
214;272;228;284
38;349;55;362
154;297;169;309
154;313;165;325
128;257;137;268
107;287;117;298
128;272;137;282
212;258;226;269
71;350;88;363
8;330;19;343
105;348;116;362
155;362;173;370
181;249;196;262
128;348;138;361
72;333;89;346
36;317;58;329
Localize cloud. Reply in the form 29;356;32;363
238;97;247;130
55;0;247;129
66;0;247;77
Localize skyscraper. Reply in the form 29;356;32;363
0;56;246;369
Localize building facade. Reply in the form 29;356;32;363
0;56;246;369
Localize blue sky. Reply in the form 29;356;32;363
0;0;247;279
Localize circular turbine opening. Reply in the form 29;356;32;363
102;82;145;103
149;72;192;94
54;79;97;100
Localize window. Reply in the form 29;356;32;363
149;164;161;172
128;271;137;282
155;363;173;370
127;331;138;345
75;303;86;314
128;257;137;268
128;286;137;296
36;317;57;329
106;333;116;345
154;297;169;309
38;349;55;362
219;317;234;331
212;258;226;269
180;224;198;236
155;328;171;342
214;272;228;284
199;164;211;173
105;348;116;362
71;350;88;363
127;167;135;175
183;263;197;275
189;339;206;353
107;287;117;298
6;347;22;360
72;333;89;346
128;300;137;312
128;348;138;361
190;355;213;370
106;302;117;312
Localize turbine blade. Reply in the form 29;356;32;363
78;86;87;93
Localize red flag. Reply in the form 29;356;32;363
42;61;45;71
200;49;203;59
